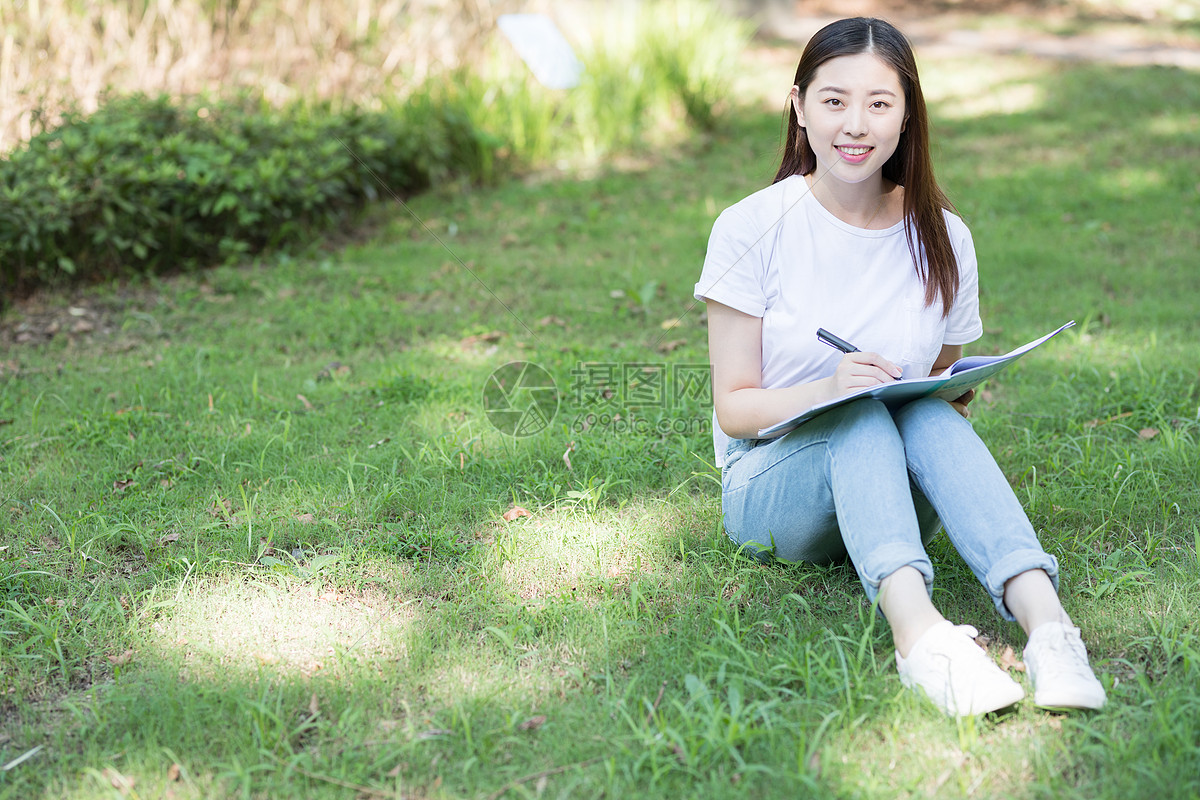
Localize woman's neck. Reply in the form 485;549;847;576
804;172;898;229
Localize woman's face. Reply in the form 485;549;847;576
792;52;907;186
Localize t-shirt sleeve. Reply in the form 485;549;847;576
943;218;984;345
693;206;768;317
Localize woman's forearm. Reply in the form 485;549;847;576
714;378;838;440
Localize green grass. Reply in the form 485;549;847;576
2;49;1199;799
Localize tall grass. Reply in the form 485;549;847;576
0;0;505;152
0;0;748;159
455;1;749;166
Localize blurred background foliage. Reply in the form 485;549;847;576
0;0;748;293
0;0;1194;294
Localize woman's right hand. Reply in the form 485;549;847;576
831;352;902;397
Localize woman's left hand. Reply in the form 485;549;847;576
949;388;975;418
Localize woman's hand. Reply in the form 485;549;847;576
948;388;975;418
931;343;972;418
831;352;902;396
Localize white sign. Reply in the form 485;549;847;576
497;13;584;90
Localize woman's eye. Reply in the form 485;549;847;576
825;98;842;107
871;101;890;109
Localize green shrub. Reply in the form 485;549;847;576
0;1;748;295
0;92;495;292
457;0;749;167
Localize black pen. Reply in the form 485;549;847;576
816;328;859;354
816;328;900;380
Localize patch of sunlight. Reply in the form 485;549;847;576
923;56;1048;119
834;710;1060;796
148;578;417;679
422;640;588;707
1097;167;1167;195
1058;323;1193;378
1149;113;1200;136
491;498;690;601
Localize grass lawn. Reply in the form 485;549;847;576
2;42;1199;799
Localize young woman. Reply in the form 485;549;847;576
694;17;1106;717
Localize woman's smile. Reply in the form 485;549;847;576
836;144;874;163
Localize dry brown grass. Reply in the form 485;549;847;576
0;0;530;152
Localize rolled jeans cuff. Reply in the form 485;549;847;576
856;542;935;609
985;549;1060;621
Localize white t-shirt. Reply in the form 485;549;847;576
693;175;984;466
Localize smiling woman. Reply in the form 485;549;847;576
694;16;1108;719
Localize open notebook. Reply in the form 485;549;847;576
758;321;1076;438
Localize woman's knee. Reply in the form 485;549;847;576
825;398;900;444
893;396;966;436
837;397;893;425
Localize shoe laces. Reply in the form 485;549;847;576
911;623;992;668
1031;625;1092;676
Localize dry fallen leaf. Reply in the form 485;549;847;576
1138;427;1159;440
158;533;181;545
1085;411;1133;429
167;763;182;782
316;361;351;381
309;693;320;717
563;441;576;471
102;767;135;794
113;479;134;493
295;513;316;524
502;506;532;522
459;331;504;348
297;394;313;410
107;649;134;666
999;645;1026;673
517;714;547;731
210;497;232;520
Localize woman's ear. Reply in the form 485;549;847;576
790;85;804;127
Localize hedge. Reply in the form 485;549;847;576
0;93;498;294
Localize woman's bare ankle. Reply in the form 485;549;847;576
879;567;946;657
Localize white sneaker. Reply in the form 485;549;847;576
1023;622;1107;710
896;621;1025;717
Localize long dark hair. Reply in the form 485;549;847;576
775;17;958;316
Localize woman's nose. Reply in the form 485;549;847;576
844;109;867;137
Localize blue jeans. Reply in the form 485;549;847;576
721;396;1058;621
